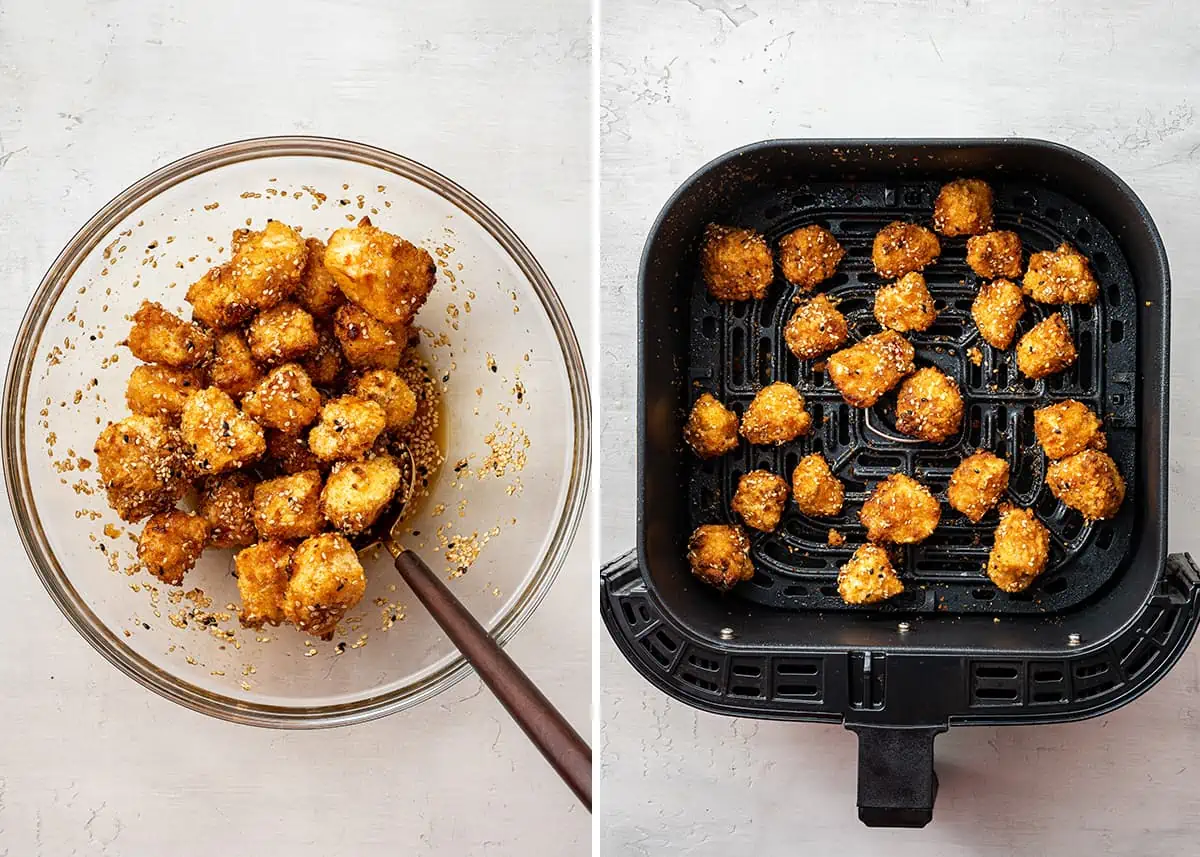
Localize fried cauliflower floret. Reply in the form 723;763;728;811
838;544;903;605
283;533;367;638
683;393;739;459
731;470;789;533
686;524;754;591
778;224;845;290
1016;314;1077;380
948;451;1010;523
208;330;263;398
323;217;436;327
246;301;319;365
353;369;418;431
241;363;321;434
827;331;915;408
740;382;811;445
321;456;403;534
266;429;325;475
1023;243;1099;305
1046;450;1126;520
126;301;213;368
1034;400;1106;460
874;272;938;333
784;294;849;359
125;364;205;423
933;178;994;236
791;453;844;517
872;222;941;278
186;221;308;329
253;470;324;540
94;415;191;522
301;325;345;388
296;237;345;319
987;506;1050;593
137;510;210;586
333;303;405;370
234;540;293;627
966;231;1023;279
180;387;266;475
971;278;1026;349
199;473;257;549
701;224;774;301
895;367;963;443
860;474;940;544
308;395;387;462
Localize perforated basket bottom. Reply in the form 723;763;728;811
688;180;1139;614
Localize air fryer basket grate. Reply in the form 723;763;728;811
688;180;1138;614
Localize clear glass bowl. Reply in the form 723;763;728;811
3;137;590;727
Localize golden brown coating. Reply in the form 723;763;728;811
240;363;322;435
731;470;789;533
235;540;293;627
872;222;941;278
126;301;213;368
791;453;844;517
895;367;963;443
966;231;1023;280
838;544;904;605
266;429;325;475
1046;450;1126;520
208;330;263;398
137;510;210;587
199;473;257;549
701;224;774;301
987;506;1050;593
308;395;387;462
353;369;418;432
784;294;849;359
861;474;940;544
320;455;403;534
1023;243;1099;305
778;224;845;290
333;303;405;370
324;217;437;327
253;470;324;540
948;451;1010;523
246;301;319;365
686;524;754;591
300;325;345;388
125;364;205;424
1016;314;1077;380
296;237;346;319
180;387;266;475
827;529;846;547
971;278;1026;349
683;393;739;459
186;221;308;329
933;178;994;236
1034;400;1106;460
740;382;812;445
283;533;367;638
94;415;191;522
874;272;938;333
827;331;916;408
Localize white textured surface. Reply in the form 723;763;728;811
600;0;1200;853
0;1;591;854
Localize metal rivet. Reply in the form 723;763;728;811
898;622;911;633
719;627;735;640
1067;633;1082;647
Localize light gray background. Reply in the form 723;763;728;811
0;1;592;854
600;1;1200;854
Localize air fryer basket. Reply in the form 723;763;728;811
601;140;1199;827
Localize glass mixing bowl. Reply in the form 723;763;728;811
3;137;590;727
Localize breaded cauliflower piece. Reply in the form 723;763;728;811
872;222;941;278
1046;450;1126;520
324;217;436;327
948;451;1010;523
778;224;844;290
208;330;263;398
1023;243;1099;305
1016;314;1077;380
301;325;345;388
874;272;938;333
731;470;789;533
353;369;418;431
966;230;1023;279
333;303;405;370
253;470;324;540
791;453;844;517
235;540;293;627
1034;400;1106;460
240;363;321;434
838;544;904;605
296;237;345;319
308;395;387;462
125;364;205;423
701;224;774;301
94;415;192;522
895;367;963;443
180;387;266;475
860;474;940;544
199;473;257;549
740;382;812;445
186;221;308;329
126;301;213;368
784;293;849;359
987;506;1050;593
827;331;915;408
321;455;402;534
686;524;754;591
266;429;325;475
971;278;1026;349
933;178;994;236
283;533;367;638
683;393;739;459
246;301;319;365
137;510;210;586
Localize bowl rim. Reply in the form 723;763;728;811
2;135;592;728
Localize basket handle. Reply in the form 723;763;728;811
845;724;946;828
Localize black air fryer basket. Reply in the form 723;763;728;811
601;139;1199;827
